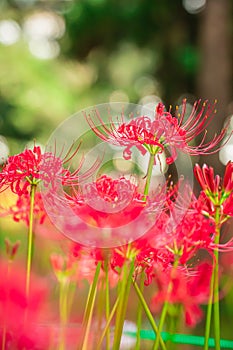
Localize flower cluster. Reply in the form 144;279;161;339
0;100;233;350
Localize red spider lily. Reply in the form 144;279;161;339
4;238;20;260
151;262;212;327
194;162;233;218
137;177;220;265
67;175;145;228
7;192;46;225
134;240;174;285
0;144;100;196
0;259;50;349
142;203;215;266
86;100;229;165
50;253;78;284
66;247;119;287
0;146;43;195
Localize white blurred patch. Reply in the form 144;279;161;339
23;11;65;41
0;20;21;46
23;11;65;60
219;138;233;165
183;0;206;14
120;321;137;350
0;136;9;164
28;39;60;60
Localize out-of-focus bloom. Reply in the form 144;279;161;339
0;259;50;349
67;175;145;228
50;253;77;283
151;262;212;327
4;238;20;260
134;239;173;285
138;183;215;266
9;192;46;225
86;100;228;164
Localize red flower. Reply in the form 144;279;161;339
9;192;46;225
151;262;212;327
86;100;228;164
4;239;20;260
50;253;77;283
0;146;43;195
0;259;50;349
0;144;99;196
194;162;233;217
67;175;145;228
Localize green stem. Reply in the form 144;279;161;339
153;259;179;350
135;273;144;350
59;279;69;350
96;296;120;350
132;280;167;350
153;300;169;350
96;278;105;336
81;261;101;350
26;184;36;297
144;153;155;197
204;206;221;350
213;209;221;350
204;270;214;350
112;259;135;350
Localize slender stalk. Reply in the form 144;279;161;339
105;261;111;350
204;268;215;350
213;207;221;350
81;261;101;350
132;280;167;350
112;259;135;350
1;261;12;350
1;324;6;350
59;279;69;350
135;273;144;350
96;296;120;350
204;206;221;350
26;184;36;297
213;248;220;350
96;278;105;336
153;259;179;350
144;153;155;197
153;301;169;350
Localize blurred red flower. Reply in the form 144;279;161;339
0;259;50;349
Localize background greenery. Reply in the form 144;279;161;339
0;0;232;172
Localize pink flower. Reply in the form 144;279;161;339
86;100;228;164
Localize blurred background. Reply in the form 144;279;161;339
0;0;232;170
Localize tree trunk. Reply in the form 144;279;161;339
197;0;232;174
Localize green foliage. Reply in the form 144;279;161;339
0;1;198;152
